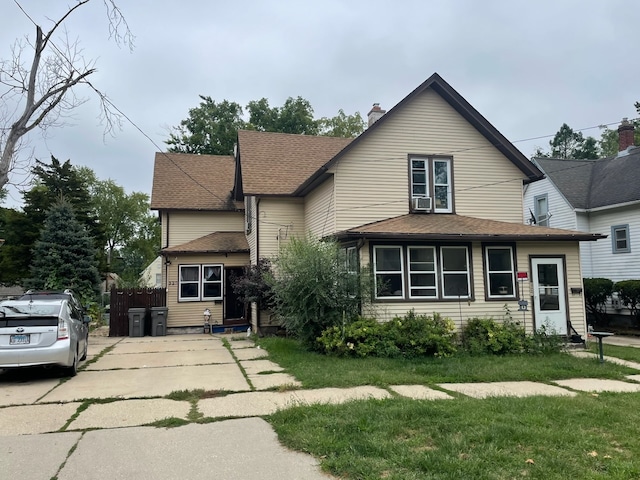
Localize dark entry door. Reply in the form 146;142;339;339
224;267;246;324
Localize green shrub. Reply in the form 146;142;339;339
383;311;457;358
316;311;457;358
461;317;529;355
614;280;640;323
584;278;614;325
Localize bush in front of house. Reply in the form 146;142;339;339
583;277;614;325
461;317;529;355
316;311;457;358
461;317;564;355
614;280;640;324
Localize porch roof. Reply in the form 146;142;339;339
334;214;605;242
162;232;249;254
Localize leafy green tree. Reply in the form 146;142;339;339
166;96;245;155
599;116;640;157
89;179;154;269
113;214;161;286
0;206;29;285
168;96;364;155
318;109;365;137
548;123;599;159
27;201;101;301
269;236;367;347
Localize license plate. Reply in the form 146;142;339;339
10;334;30;345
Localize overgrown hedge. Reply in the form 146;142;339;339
316;311;564;358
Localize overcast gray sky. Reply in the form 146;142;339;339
1;0;638;207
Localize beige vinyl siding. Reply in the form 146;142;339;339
257;198;305;259
167;211;244;246
160;212;168;247
246;196;258;264
304;177;335;237
329;89;526;232
165;253;249;328
360;240;586;336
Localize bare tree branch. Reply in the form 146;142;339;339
0;0;133;189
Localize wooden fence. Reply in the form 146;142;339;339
109;287;166;337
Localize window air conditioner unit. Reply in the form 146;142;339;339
412;197;431;212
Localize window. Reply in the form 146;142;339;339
373;244;471;300
202;265;223;300
433;159;452;212
440;247;470;298
179;264;224;301
410;156;452;213
408;247;437;298
534;194;549;226
374;246;404;298
612;225;630;253
485;246;516;298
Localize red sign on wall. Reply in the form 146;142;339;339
517;271;529;281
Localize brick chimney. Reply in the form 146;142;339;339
367;103;386;127
618;117;635;152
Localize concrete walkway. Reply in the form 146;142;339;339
3;332;640;479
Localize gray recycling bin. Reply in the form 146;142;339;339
128;307;146;337
150;306;168;336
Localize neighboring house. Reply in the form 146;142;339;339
524;119;640;313
140;256;163;288
152;73;603;337
0;285;23;300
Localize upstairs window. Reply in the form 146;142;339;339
612;224;630;254
534;194;549;226
410;156;452;213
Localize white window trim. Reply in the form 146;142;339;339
373;246;405;299
612;224;630;254
534;194;549;227
433;159;452;213
179;264;201;302
484;246;516;299
440;246;471;299
410;157;430;200
202;264;224;301
408;246;437;299
178;264;224;302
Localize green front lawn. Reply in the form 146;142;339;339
588;343;640;364
258;337;640;479
258;337;636;388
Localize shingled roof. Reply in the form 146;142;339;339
151;152;240;211
536;147;640;209
334;214;604;242
162;232;249;254
236;130;353;196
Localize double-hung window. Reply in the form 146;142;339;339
410;156;452;213
179;264;223;301
408;247;437;298
374;246;404;298
534;194;549;226
612;224;630;253
440;247;470;298
485;246;516;298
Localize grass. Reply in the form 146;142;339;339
588;343;640;363
257;336;640;477
257;337;637;388
268;394;640;479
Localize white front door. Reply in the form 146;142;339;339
531;258;567;335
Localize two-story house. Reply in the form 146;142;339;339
524;119;640;314
152;73;603;337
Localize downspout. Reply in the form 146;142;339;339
255;198;261;332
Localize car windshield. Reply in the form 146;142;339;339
0;303;62;318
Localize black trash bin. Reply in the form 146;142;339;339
150;306;168;336
128;307;146;337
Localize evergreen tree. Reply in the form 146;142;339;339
28;201;101;302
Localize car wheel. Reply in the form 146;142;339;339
79;334;88;361
63;349;78;377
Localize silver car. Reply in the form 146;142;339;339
0;298;89;376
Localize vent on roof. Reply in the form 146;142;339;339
412;197;432;212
